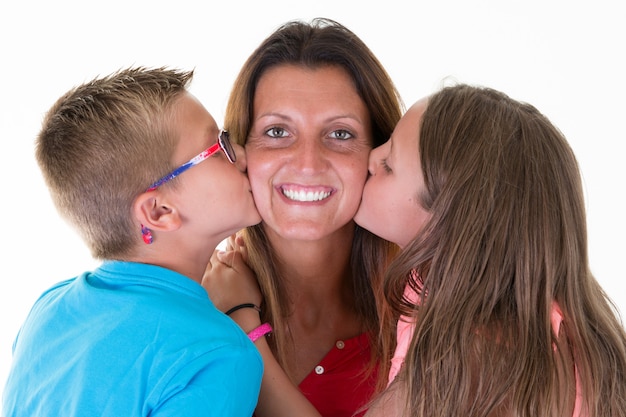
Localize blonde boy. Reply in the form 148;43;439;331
2;67;262;416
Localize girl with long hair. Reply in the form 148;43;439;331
356;84;626;417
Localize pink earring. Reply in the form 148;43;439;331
141;224;153;244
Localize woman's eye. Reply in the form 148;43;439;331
382;159;392;173
265;127;288;138
329;129;354;141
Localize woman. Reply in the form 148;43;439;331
206;18;403;417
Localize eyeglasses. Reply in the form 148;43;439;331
146;129;236;191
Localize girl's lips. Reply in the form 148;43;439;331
279;184;334;202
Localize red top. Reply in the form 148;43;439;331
298;333;377;417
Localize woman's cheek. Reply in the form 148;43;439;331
245;154;274;218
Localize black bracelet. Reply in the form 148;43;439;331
225;303;261;316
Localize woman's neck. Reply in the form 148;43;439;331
263;222;366;382
265;223;354;297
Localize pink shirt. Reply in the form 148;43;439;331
389;283;583;416
388;284;418;384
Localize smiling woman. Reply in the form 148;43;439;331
246;64;373;241
202;18;403;417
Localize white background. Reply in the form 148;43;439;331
1;0;624;391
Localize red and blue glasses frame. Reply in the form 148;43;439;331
146;129;236;191
141;129;236;244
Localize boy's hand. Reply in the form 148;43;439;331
224;231;248;262
202;247;262;312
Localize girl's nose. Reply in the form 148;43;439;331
367;146;382;176
232;142;247;172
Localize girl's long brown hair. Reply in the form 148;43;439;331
382;84;626;416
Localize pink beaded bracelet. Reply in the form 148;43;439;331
247;323;272;342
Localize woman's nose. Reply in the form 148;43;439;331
293;137;326;171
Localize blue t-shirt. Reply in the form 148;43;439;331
2;261;262;417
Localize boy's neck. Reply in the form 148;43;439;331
125;241;218;284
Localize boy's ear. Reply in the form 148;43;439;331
133;191;182;232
